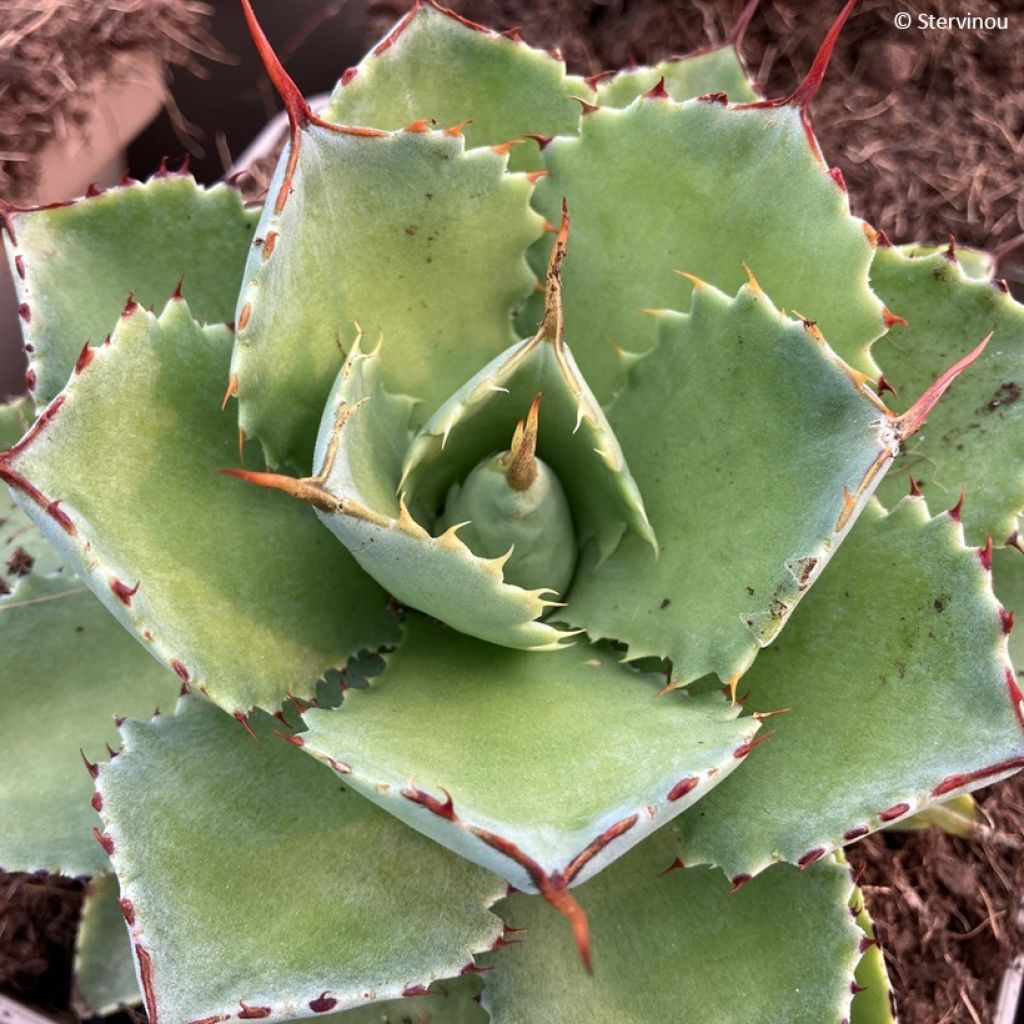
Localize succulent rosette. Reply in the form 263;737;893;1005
3;2;1024;1021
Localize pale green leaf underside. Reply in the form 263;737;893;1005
74;873;141;1017
530;98;886;401
566;282;896;685
678;498;1024;878
96;694;505;1024
231;125;543;469
6;301;397;714
6;174;258;405
1;398;62;580
0;574;179;875
300;614;756;891
325;2;586;172
400;328;655;566
850;879;897;1024
311;344;566;649
595;46;758;107
871;244;1024;545
479;828;862;1023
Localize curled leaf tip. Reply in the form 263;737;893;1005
897;332;991;439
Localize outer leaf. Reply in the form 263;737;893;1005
478;827;863;1023
231;120;543;469
595;47;758;107
0;574;179;875
1;398;61;582
1;300;397;714
871;244;1024;545
677;497;1024;879
530;96;886;400
400;221;655;564
324;2;587;171
243;341;570;650
74;874;140;1017
4;173;258;404
300;615;757;897
95;694;505;1024
565;280;900;688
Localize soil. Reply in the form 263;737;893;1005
3;2;1024;1023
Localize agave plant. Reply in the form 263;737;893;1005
3;1;1024;1020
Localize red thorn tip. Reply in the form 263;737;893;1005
402;985;430;998
658;856;685;877
171;659;190;682
878;801;911;822
734;730;773;758
843;824;869;841
876;374;897;398
74;342;94;374
341;67;358;86
234;712;259;740
222;373;238;411
787;0;857;110
80;750;99;778
860;936;878;954
698;92;729;105
979;536;993;570
309;994;337;1013
851;983;868;995
110;578;141;605
882;307;908;330
93;828;114;855
156;156;170;176
948;490;965;523
798;847;826;868
17;303;30;323
524;133;553;150
644;76;669;100
119;172;135;187
401;785;457;821
876;227;894;246
172;276;185;300
239;0;311;128
897;334;991;439
273;729;304;747
178;154;191;175
944;235;958;262
121;291;138;318
667;776;699;801
570;97;599;115
908;475;923;498
85;183;103;197
829;166;847;191
584;69;615;90
1001;608;1015;634
729;873;752;893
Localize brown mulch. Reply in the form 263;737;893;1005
848;777;1024;1024
0;873;83;1010
0;0;224;200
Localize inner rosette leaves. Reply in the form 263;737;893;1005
231;211;651;649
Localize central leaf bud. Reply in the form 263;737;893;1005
438;394;577;597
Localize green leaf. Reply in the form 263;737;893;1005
994;545;1024;671
324;2;587;172
849;870;897;1024
74;873;141;1017
676;497;1024;879
0;574;180;875
530;96;886;400
871;243;1024;545
1;398;62;582
309;978;487;1024
1;300;397;714
231;122;543;469
95;693;505;1024
565;279;900;688
4;173;259;405
898;242;993;280
246;340;571;650
300;614;757;902
595;47;758;107
478;827;863;1023
400;222;655;566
